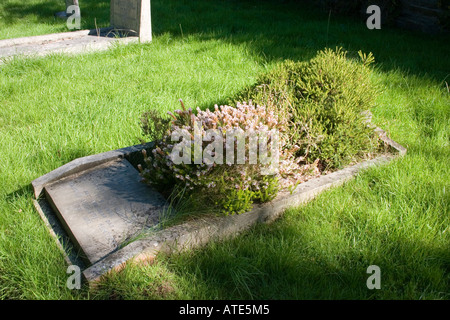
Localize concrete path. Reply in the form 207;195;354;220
0;28;139;62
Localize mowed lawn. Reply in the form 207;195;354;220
0;0;449;299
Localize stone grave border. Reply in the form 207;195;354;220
32;127;406;285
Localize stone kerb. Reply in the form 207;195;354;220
82;154;396;283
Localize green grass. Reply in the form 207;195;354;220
0;0;449;299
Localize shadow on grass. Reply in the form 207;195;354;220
149;0;450;88
4;0;449;82
159;214;449;299
1;0;63;24
4;185;34;204
162;225;370;299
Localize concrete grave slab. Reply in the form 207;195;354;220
44;158;167;265
0;28;139;62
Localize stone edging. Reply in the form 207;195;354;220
0;29;108;48
82;155;396;284
0;28;140;62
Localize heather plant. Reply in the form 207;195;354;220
236;47;382;169
139;100;297;215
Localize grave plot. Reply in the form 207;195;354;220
32;131;405;285
31;48;407;285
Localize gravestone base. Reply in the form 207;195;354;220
54;11;71;19
55;0;79;20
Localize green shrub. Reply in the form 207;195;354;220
236;47;381;169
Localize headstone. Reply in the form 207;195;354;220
110;0;152;42
44;158;166;265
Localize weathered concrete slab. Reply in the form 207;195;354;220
0;28;138;62
44;158;167;265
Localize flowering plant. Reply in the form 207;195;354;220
139;100;306;214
